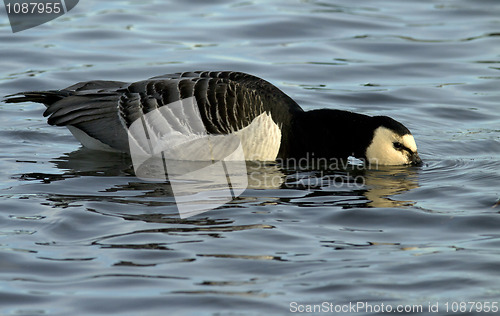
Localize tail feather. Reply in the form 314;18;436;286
4;90;72;106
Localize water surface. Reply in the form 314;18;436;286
0;0;499;315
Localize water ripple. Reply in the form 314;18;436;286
0;0;499;314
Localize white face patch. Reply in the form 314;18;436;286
365;126;418;166
401;134;417;153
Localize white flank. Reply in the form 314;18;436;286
234;112;282;161
67;126;120;152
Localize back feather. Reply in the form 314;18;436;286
4;71;303;156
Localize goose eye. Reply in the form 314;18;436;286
393;142;403;150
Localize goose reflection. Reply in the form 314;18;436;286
44;148;419;211
274;164;420;208
362;166;420;208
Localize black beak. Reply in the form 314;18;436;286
410;152;423;166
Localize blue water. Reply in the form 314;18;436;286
0;0;499;315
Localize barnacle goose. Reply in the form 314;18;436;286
5;71;422;166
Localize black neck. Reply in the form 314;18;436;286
286;109;376;161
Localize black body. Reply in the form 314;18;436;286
5;71;409;161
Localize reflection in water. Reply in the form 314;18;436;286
17;148;420;219
51;149;134;177
363;166;420;208
246;161;286;189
